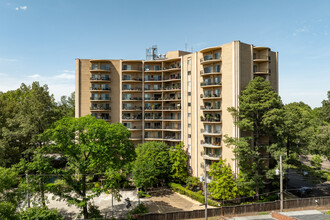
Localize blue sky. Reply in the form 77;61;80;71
0;0;329;108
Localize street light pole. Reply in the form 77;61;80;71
280;155;283;212
204;159;208;220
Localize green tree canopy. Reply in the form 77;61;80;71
132;141;171;189
225;77;283;196
169;143;188;183
208;160;238;200
40;115;135;219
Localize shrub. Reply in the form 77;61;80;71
138;191;151;198
19;207;64;220
185;176;202;191
169;182;218;207
126;203;148;220
311;155;322;170
0;202;18;220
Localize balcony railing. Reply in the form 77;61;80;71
144;97;163;101
144;106;162;110
164;126;181;130
200;82;222;86
144;126;162;129
163;106;181;110
144;136;163;139
144;78;162;81
90;67;111;71
201;140;221;147
122;115;142;120
200;94;221;98
163;76;181;81
93;115;111;120
122;97;142;101
122;78;143;81
163;86;181;91
90;77;111;81
90;106;111;110
163;136;180;140
90;87;111;91
200;70;221;75
144;88;162;91
201;129;221;134
200;116;221;122
145;116;163;120
122;88;142;91
163;117;181;120
90;97;111;101
200;105;221;110
122;106;142;110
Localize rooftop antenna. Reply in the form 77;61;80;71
146;45;158;60
185;43;188;51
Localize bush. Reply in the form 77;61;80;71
311;155;322;170
0;202;18;220
138;191;151;198
185;176;202;191
126;203;148;220
19;207;64;220
169;182;218;207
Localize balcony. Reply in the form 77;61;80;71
127;126;142;130
144;106;162;111
90;106;111;112
163;86;181;91
90;76;111;82
200;57;221;65
144;97;163;101
144;136;163;141
122;78;143;82
163;65;181;72
163;97;181;102
200;81;222;88
200;105;221;111
122;115;142;121
122;67;142;72
90;87;111;92
129;136;143;141
200;115;221;123
163;117;181;121
144;116;163;120
163;136;181;141
163;126;181;131
163;106;181;111
122;88;142;92
122;97;142;101
253;56;269;62
144;88;163;92
201;129;221;136
163;75;181;82
144;126;162;130
90;67;111;72
93;115;111;121
90;97;111;101
201;141;221;148
253;69;270;75
122;106;142;111
202;153;221;160
200;94;221;100
200;70;221;76
144;77;162;82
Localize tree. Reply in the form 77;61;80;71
208;160;238;201
40;115;135;219
225;77;283;196
18;207;64;220
0;82;59;166
57;92;75;118
0;167;23;219
169;143;188;183
132;141;170;189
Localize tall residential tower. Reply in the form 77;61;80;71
75;41;278;179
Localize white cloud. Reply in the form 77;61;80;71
27;74;41;78
63;70;74;73
55;73;75;80
15;6;27;11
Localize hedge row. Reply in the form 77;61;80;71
168;182;219;207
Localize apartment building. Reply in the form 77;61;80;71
75;41;278;179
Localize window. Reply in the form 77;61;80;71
154;84;161;90
188;134;191;138
214;52;221;59
145;132;151;138
205;124;212;133
188;71;191;75
123;122;131;129
101;94;110;100
123;75;131;80
188;92;191;96
100;64;110;70
253;65;257;73
122;64;131;70
92;64;98;70
91;93;98;100
178;93;181;99
101;74;110;80
214;77;221;84
204;66;211;73
188;123;191;128
144;84;151;90
188;113;191;117
101;84;109;90
144;94;151;100
123;84;131;90
215;125;221;134
215;101;221;109
91;84;98;90
188;102;191;107
187;59;191;65
154;65;161;70
188;81;191;87
204;54;212;61
214;65;221;72
144;65;151;71
253;53;257;59
122;94;131;100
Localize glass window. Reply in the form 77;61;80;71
178;93;181;99
204;90;212;97
215;125;221;133
123;94;131;100
188;71;191;75
123;75;131;80
144;84;151;90
123;64;131;70
145;132;151;138
214;52;221;59
123;84;131;90
205;125;212;133
91;93;98;100
214;65;221;72
214;149;222;157
188;102;191;107
101;94;110;100
214;89;221;97
101;84;109;90
144;65;151;71
214;77;221;84
188;113;191;117
187;59;191;65
101;64;110;70
144;94;151;100
188;92;191;96
215;101;221;109
92;64;98;70
204;66;211;73
204;54;212;61
154;65;161;70
123;122;131;129
253;65;257;72
154;84;161;90
188;123;191;128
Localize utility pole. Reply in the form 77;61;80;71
280;155;283;212
204;159;208;220
26;173;30;208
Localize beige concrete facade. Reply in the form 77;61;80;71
75;41;278;179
